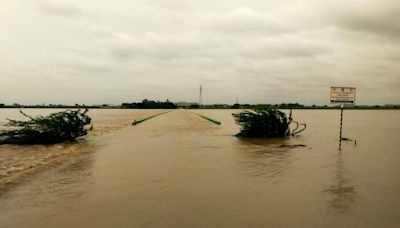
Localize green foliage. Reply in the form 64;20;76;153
122;99;177;109
0;109;92;145
231;103;240;109
189;104;200;109
232;108;306;138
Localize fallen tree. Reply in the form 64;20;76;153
232;108;306;137
0;109;92;145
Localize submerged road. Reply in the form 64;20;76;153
1;110;400;228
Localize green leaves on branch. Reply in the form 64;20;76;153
0;109;92;145
233;108;306;138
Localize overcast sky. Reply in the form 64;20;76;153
1;0;399;105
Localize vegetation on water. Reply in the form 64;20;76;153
233;108;306;138
0;109;92;145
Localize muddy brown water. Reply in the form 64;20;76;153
0;109;399;227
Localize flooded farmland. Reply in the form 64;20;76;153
0;109;399;227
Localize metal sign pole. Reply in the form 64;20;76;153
331;87;355;150
339;104;344;150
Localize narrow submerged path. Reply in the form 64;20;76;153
132;109;222;133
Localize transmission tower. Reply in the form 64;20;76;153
199;85;203;106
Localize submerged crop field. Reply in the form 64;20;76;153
0;109;399;227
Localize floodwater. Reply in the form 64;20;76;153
0;109;399;227
0;109;165;187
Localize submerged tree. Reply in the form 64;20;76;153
232;108;306;137
0;109;92;145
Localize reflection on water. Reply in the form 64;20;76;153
324;151;356;214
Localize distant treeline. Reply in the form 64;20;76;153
0;102;399;109
207;103;400;109
0;103;112;109
121;99;177;109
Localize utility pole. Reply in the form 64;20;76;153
339;104;344;150
236;95;239;104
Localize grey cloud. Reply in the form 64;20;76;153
104;33;221;61
337;9;400;38
236;36;333;59
307;0;400;38
191;7;292;34
141;0;191;12
37;1;84;17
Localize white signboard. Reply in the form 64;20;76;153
330;87;356;104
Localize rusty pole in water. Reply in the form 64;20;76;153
339;104;344;150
